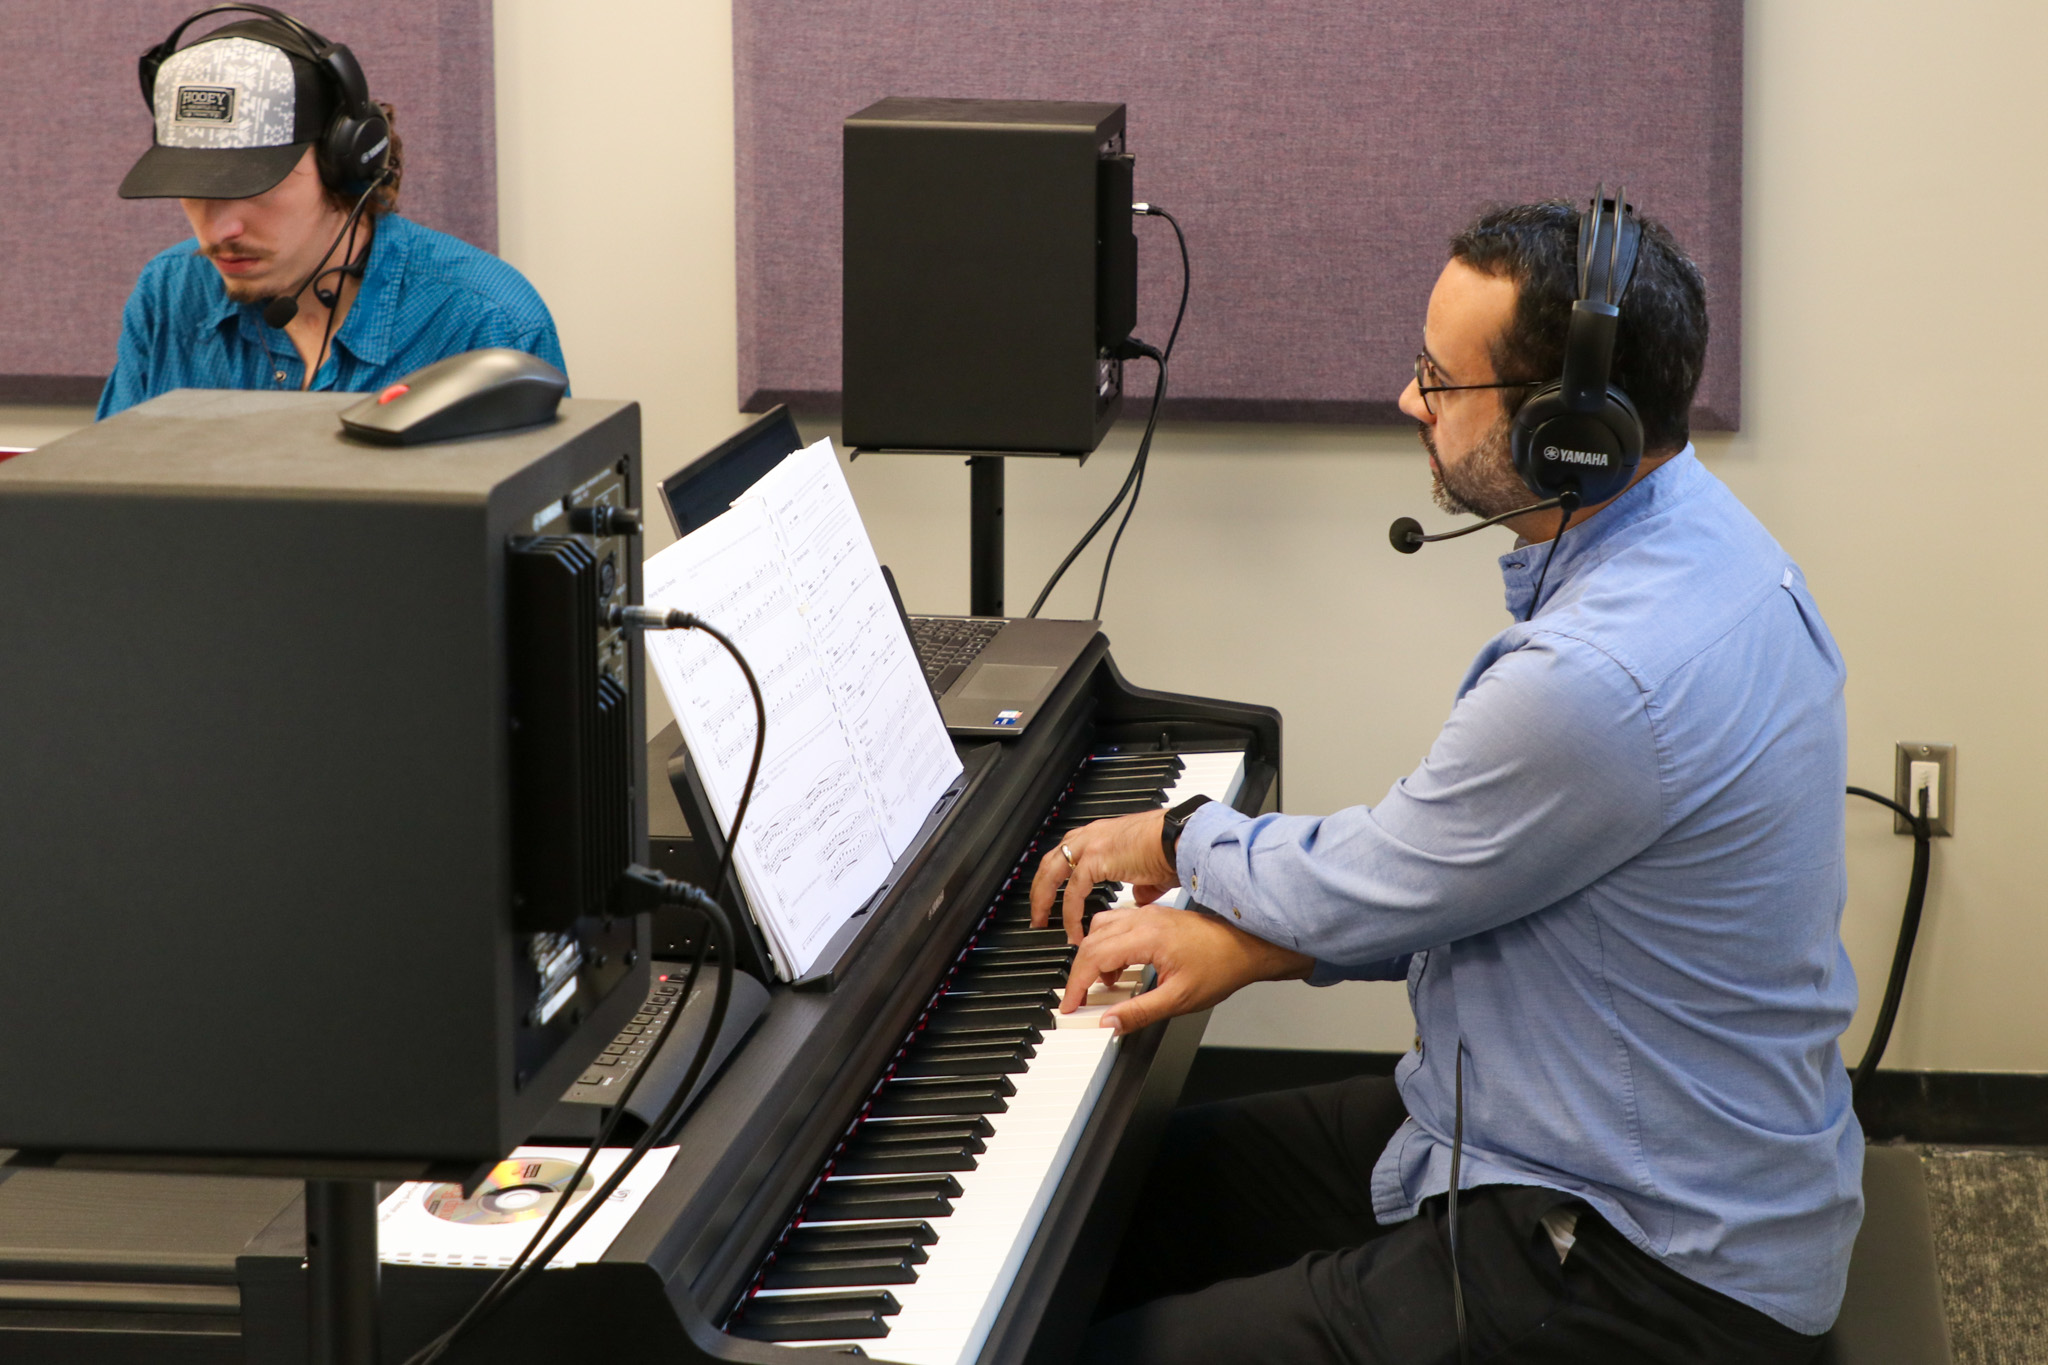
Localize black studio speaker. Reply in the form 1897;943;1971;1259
0;391;650;1169
843;97;1136;456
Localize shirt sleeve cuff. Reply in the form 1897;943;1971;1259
1174;798;1245;897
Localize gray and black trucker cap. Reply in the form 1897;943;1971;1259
119;24;337;200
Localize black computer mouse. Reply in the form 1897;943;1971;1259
337;347;568;445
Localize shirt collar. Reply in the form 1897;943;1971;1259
203;214;413;369
326;213;410;369
1500;443;1703;620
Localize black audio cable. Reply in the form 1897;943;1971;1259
1447;1040;1470;1365
408;884;736;1365
406;611;764;1364
1846;785;1934;1096
1523;500;1577;623
611;607;766;904
306;211;361;387
1026;204;1190;619
264;166;388;387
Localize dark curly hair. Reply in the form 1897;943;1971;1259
1449;200;1708;453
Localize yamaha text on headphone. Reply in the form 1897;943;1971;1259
139;3;391;196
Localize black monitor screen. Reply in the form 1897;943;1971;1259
658;406;804;539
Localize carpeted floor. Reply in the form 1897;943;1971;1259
1920;1146;2048;1364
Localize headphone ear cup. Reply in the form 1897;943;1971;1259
321;109;390;196
310;41;387;195
1510;383;1570;497
138;44;168;111
1512;385;1643;505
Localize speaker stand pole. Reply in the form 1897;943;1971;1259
305;1178;380;1365
968;455;1004;617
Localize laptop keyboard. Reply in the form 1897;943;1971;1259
907;616;1005;690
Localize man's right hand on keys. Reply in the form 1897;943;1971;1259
1061;905;1313;1035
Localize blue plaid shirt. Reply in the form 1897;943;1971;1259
98;214;565;419
1178;450;1861;1335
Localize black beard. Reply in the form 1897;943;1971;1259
1422;420;1531;520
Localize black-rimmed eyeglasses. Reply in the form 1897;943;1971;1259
1414;353;1542;416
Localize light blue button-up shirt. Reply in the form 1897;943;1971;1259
1177;448;1861;1335
97;213;566;419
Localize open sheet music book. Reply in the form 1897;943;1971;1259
642;438;963;979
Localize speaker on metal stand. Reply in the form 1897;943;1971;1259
841;97;1138;616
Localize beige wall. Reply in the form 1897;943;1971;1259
15;0;2045;1069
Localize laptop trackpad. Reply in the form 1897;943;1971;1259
959;662;1057;700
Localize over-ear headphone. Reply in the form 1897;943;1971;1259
1508;189;1644;506
138;4;390;197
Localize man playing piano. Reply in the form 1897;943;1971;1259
1034;200;1859;1363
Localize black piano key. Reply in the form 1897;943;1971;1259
982;906;1099;928
978;917;1092;940
1072;770;1182;790
1082;752;1185;770
977;928;1071;950
934;988;1059;1010
809;1175;960;1220
897;1045;1031;1077
946;968;1069;995
927;994;1056;1023
1068;796;1170;813
914;1020;1043;1049
834;1142;979;1174
956;951;1070;971
731;1290;900;1341
846;1127;989;1159
784;1220;938;1253
1074;768;1181;788
925;1007;1052;1034
763;1251;921;1289
1068;778;1178;799
1062;796;1167;818
872;1075;1014;1116
854;1116;996;1143
965;945;1076;966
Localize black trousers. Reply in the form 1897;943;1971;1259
1080;1077;1824;1365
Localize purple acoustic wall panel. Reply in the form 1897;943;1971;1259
0;0;497;403
737;1;1742;428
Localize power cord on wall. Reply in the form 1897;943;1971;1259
1845;785;1934;1094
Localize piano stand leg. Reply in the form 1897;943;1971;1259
970;454;1004;617
305;1178;380;1365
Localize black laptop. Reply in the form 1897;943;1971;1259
658;408;1098;738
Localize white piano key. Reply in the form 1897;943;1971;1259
747;750;1245;1359
863;1029;1117;1365
764;1029;1118;1365
1109;749;1246;912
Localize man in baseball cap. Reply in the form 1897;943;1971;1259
100;10;565;418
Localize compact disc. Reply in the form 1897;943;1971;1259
423;1157;594;1226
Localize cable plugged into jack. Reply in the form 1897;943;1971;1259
1894;742;1954;837
1025;202;1189;620
407;609;762;1365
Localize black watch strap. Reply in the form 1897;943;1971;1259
1161;794;1214;869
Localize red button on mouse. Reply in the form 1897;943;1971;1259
377;383;410;405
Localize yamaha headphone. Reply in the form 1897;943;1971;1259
1507;189;1645;507
138;4;391;197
